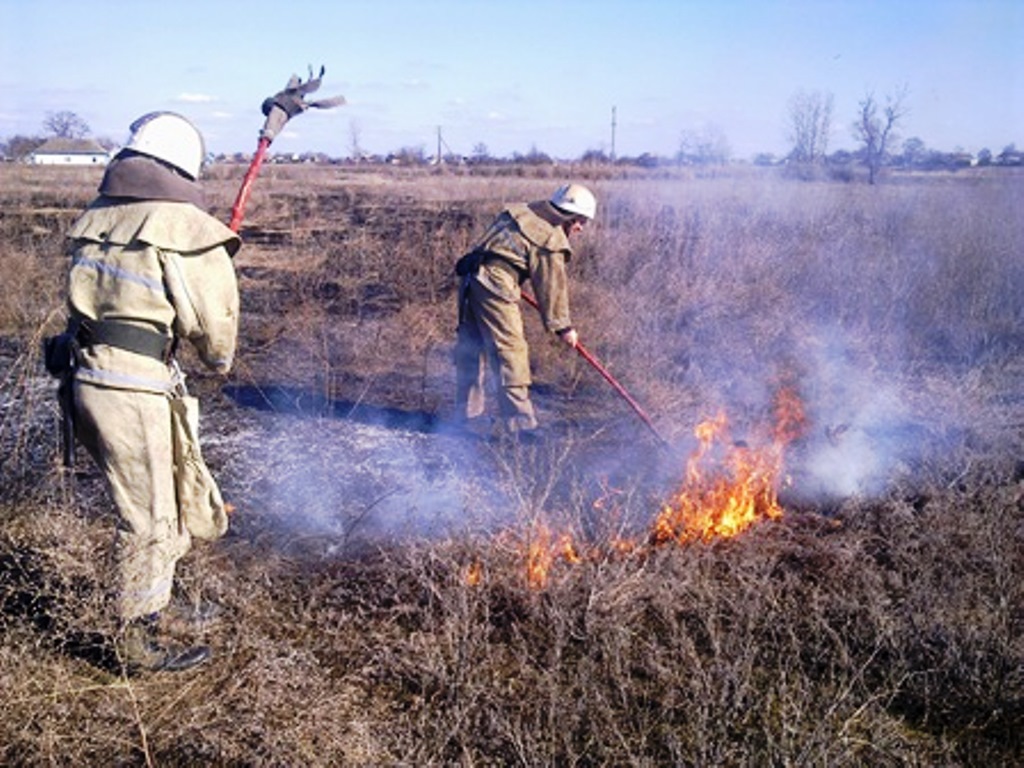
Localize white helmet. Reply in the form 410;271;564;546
124;111;205;180
550;183;597;220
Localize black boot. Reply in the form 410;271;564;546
118;614;211;674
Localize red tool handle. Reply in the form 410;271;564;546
521;292;667;446
228;135;271;233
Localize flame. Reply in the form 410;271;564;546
653;387;806;545
525;524;583;589
464;560;483;587
515;386;808;588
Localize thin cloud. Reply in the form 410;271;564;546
177;93;216;103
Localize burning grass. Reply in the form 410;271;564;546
1;163;1022;763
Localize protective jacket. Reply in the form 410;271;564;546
471;201;574;334
66;195;239;621
68;198;240;393
455;201;574;432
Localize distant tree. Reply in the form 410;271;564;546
996;143;1021;166
828;149;855;165
976;148;992;166
677;124;730;165
2;134;45;160
513;145;553;165
579;148;609;164
43;110;90;139
852;87;908;184
470;142;490;164
786;89;833;163
631;152;662;168
920;149;951;171
901;136;926;168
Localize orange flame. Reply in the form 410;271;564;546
464;560;483;587
653;387;806;545
517;386;808;588
524;524;583;589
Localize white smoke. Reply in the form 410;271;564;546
786;325;924;501
215;397;519;549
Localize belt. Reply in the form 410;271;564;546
480;252;528;283
78;319;173;362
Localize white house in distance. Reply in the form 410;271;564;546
28;137;110;167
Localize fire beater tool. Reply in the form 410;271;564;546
228;66;345;232
521;291;669;447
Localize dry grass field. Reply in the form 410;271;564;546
0;161;1021;765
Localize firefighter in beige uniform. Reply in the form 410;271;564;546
66;112;239;672
455;184;596;434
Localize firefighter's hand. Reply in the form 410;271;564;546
558;327;579;349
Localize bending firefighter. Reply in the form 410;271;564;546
454;183;596;436
57;112;240;673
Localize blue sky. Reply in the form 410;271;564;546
0;0;1020;160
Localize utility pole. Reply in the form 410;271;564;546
610;106;617;162
435;126;457;165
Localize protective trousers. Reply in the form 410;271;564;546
455;277;538;432
74;381;191;622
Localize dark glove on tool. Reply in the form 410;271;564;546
259;65;346;140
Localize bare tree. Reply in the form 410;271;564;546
901;136;926;168
787;89;834;163
471;142;491;164
43;110;91;139
677;124;730;166
852;87;908;184
2;134;45;160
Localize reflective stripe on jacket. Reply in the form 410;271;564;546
67;199;240;394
